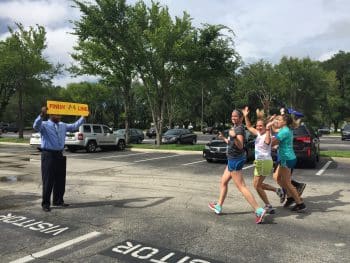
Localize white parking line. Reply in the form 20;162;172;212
95;152;149;160
182;160;207;166
10;231;101;263
316;161;332;176
134;155;179;163
243;164;254;170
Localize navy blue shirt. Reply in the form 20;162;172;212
33;116;85;151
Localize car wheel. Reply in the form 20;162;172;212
136;138;141;144
192;138;197;145
117;140;126;150
67;146;76;153
86;141;97;153
308;156;317;168
176;139;181;144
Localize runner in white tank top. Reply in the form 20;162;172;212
242;106;282;214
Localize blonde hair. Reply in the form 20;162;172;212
256;109;267;125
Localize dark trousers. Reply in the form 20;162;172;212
41;151;67;207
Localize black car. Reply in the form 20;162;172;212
0;122;18;133
161;128;197;144
146;127;168;138
317;126;331;135
114;128;144;144
341;124;350;140
202;129;255;163
272;124;320;168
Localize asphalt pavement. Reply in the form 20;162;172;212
0;136;349;263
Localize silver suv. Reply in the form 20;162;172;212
65;124;126;152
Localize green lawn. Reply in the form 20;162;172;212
0;137;29;143
320;151;350;158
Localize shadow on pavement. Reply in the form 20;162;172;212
54;196;174;210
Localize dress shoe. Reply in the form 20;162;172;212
42;206;51;212
53;202;70;207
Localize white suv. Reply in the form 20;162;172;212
65;124;126;152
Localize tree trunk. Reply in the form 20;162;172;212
17;86;24;139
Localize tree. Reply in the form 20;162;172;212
131;1;195;145
184;24;240;129
276;57;336;126
72;0;138;142
0;23;59;138
322;50;350;124
237;60;281;115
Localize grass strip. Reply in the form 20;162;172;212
0;137;29;143
320;150;350;158
128;143;204;151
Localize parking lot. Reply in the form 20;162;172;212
0;137;350;262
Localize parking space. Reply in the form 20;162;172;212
1;142;350;262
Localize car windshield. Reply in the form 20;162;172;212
164;129;181;135
343;124;350;131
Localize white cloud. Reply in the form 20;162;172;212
1;0;350;85
0;0;79;28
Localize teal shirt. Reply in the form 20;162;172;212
276;126;296;161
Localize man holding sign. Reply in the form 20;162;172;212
33;103;88;212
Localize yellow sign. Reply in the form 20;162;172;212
47;100;89;116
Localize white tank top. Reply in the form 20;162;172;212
255;132;272;160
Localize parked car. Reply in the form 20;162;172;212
202;126;218;134
341;124;350;140
29;132;42;150
146;126;168;138
202;129;255;162
114;128;144;144
272;124;320;168
317;126;330;135
65;124;126;152
161;128;197;144
0;122;18;133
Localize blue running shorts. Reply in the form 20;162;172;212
227;156;246;171
279;158;297;169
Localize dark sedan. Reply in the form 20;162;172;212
272;124;320;168
161;128;197;144
114;128;144;144
202;130;255;163
341;124;350;140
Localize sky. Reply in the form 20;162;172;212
1;0;350;87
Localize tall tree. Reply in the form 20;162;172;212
72;0;137;142
131;1;195;145
237;60;281;115
322;50;350;124
0;23;58;138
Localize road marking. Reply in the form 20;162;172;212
182;160;207;166
10;231;101;263
95;152;149;160
243;164;254;170
316;161;332;175
134;155;179;163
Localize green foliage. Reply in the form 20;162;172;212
0;23;60;137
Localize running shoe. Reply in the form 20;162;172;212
291;203;307;213
208;202;222;215
296;183;306;196
264;204;276;214
283;197;295;208
276;188;286;203
255;207;266;224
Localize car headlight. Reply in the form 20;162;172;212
205;145;210;150
169;137;176;141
